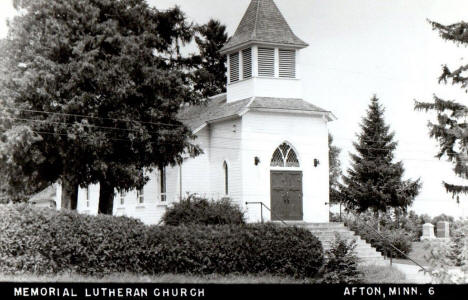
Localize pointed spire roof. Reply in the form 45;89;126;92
220;0;308;54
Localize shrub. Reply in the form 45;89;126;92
161;194;245;225
0;204;324;278
318;234;363;283
425;221;468;283
344;215;413;258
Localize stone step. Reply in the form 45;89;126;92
295;222;388;266
322;245;381;256
310;232;357;238
302;223;346;229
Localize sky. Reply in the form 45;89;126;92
1;0;468;218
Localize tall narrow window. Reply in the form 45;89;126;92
258;47;275;77
137;188;144;204
160;167;166;202
120;191;126;205
242;48;252;79
85;187;90;208
137;170;144;204
223;161;229;195
229;52;240;82
279;49;296;78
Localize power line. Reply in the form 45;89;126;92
0;107;184;128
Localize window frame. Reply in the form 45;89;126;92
223;161;229;196
160;167;167;202
85;187;90;208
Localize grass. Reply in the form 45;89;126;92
391;241;432;267
359;265;408;283
1;265;408;284
0;273;315;284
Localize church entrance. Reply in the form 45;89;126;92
270;143;303;221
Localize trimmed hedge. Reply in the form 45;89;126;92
0;204;324;278
161;195;245;225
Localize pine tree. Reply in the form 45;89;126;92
192;19;228;98
342;96;421;215
415;20;468;202
0;0;201;213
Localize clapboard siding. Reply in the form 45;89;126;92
209;119;242;205
241;111;329;223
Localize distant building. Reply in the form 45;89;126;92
60;0;335;224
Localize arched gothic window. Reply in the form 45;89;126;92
270;143;300;167
223;161;229;195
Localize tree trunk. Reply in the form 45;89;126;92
98;180;115;215
375;210;381;232
339;202;342;222
396;208;400;229
61;177;78;210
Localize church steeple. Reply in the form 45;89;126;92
220;0;308;54
221;0;308;103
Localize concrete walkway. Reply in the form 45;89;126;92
391;263;432;283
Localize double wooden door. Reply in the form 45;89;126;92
270;171;303;221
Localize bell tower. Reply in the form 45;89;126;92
220;0;308;103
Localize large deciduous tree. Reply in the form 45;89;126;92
342;96;421;218
192;19;228;98
0;0;201;213
328;134;343;213
415;20;468;203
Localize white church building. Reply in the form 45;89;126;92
56;0;336;224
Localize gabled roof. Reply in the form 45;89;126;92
220;0;308;54
29;185;56;203
178;94;335;133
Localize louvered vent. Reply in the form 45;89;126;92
229;52;240;82
258;47;275;77
279;49;296;78
242;48;252;79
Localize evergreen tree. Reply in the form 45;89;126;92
342;96;421;215
0;0;201;213
192;19;228;98
415;20;468;202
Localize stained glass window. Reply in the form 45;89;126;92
270;143;300;167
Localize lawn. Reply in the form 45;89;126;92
391;241;432;267
359;265;407;283
0;273;314;284
0;265;407;284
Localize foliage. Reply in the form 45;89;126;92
0;0;201;212
161;194;245;226
414;20;468;201
344;212;413;258
342;96;421;213
329;134;343;205
425;220;468;283
0;204;324;278
318;234;363;283
192;19;228;98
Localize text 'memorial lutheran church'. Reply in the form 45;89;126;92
45;0;336;224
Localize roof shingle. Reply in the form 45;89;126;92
220;0;308;53
177;95;333;132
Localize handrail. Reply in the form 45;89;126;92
245;201;289;226
350;217;428;273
